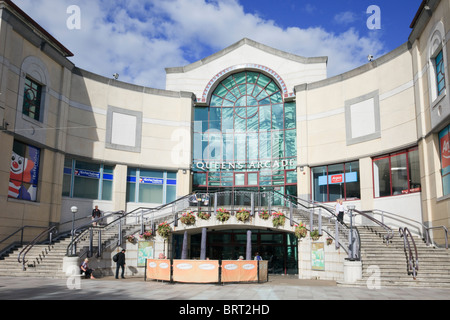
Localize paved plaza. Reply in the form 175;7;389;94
0;275;449;301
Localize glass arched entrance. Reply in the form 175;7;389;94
192;70;297;198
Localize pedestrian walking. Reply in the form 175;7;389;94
114;249;126;279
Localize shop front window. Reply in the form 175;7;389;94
63;158;114;200
373;147;420;198
9;140;40;202
126;168;177;204
439;125;450;196
311;161;360;202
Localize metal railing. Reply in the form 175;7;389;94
353;209;394;244
0;225;50;258
286;194;361;260
399;227;419;279
66;193;195;257
17;226;57;271
369;209;448;249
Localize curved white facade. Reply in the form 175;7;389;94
0;0;449;250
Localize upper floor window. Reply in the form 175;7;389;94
373;147;420;198
23;77;43;122
436;50;446;97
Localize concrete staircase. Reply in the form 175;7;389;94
0;237;71;278
0;224;141;279
352;226;450;288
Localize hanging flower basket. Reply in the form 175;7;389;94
139;230;152;240
272;212;286;227
127;234;137;244
197;211;211;220
236;209;250;222
326;237;333;246
216;208;230;222
294;223;308;239
259;210;270;220
157;221;172;239
180;211;196;225
310;229;320;241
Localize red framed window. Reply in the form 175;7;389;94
372;147;420;198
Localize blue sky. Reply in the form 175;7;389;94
13;0;423;89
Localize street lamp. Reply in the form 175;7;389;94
70;206;78;256
347;205;356;260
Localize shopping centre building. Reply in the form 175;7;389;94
0;0;449;277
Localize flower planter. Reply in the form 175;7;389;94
216;208;230;222
236;209;250;222
180;211;196;225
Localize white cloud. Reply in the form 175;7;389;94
333;11;358;25
12;0;387;89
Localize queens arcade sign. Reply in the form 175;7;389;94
193;159;297;171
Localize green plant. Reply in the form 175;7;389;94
197;211;211;220
310;229;320;241
216;208;230;222
236;209;250;222
272;211;285;227
326;237;333;245
294;223;307;239
157;221;172;238
259;210;270;220
180;211;196;225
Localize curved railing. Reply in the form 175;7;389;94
369;209;448;249
353;209;394;244
17;226;57;271
275;191;361;260
399;227;419;279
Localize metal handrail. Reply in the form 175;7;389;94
0;225;49;255
399;227;419;279
353;209;394;244
17;226;57;271
66;193;195;257
279;192;361;259
370;209;448;249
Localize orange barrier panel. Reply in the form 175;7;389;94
146;259;171;281
172;260;219;283
221;260;258;282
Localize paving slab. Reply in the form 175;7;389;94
0;275;449;303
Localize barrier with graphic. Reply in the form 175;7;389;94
145;259;268;284
145;259;171;281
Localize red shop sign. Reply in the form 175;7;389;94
441;134;450;169
331;174;343;184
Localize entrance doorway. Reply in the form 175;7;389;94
173;229;298;275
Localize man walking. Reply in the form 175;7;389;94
115;249;126;279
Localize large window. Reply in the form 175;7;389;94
23;77;42;121
439;125;450;196
126;168;177;204
9;140;40;202
373;147;420;198
311;161;360;202
63;158;114;200
193;71;297;192
435;50;446;97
